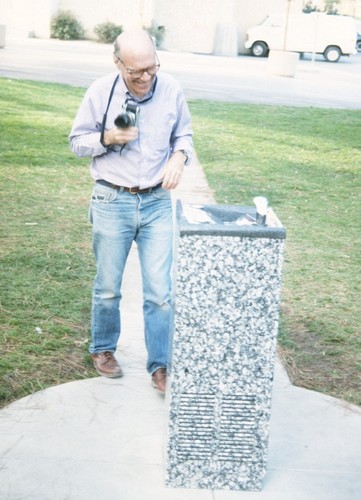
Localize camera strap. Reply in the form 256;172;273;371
100;74;158;148
100;74;120;147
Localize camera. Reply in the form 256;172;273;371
114;101;140;128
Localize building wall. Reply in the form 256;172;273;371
154;0;303;53
7;0;361;54
155;0;237;53
0;0;58;38
59;0;155;36
0;0;154;38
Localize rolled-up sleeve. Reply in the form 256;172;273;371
69;85;108;158
171;92;193;165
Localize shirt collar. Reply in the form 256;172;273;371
118;74;158;103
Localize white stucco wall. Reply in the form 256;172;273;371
155;0;239;53
59;0;155;37
0;0;319;54
0;0;58;38
0;0;154;38
154;0;303;54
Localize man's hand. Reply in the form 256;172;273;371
103;126;138;146
162;151;186;190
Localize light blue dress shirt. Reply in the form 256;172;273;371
69;71;193;189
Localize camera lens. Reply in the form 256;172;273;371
114;113;132;128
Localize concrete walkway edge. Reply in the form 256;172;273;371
1;157;361;500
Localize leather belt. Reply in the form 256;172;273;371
96;179;163;194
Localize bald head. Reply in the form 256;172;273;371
113;29;159;98
114;29;155;60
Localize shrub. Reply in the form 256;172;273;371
303;1;319;13
94;22;123;44
50;10;84;40
145;21;166;48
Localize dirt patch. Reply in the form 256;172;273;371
278;326;361;406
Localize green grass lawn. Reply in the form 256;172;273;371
190;101;361;405
0;78;360;407
0;78;95;403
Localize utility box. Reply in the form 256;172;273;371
166;201;286;491
0;25;6;49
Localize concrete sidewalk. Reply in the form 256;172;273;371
1;37;361;109
1;36;361;499
1;158;361;500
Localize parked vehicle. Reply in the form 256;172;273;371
357;32;361;52
244;13;357;62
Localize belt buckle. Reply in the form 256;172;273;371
129;186;140;194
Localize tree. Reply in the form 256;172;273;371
303;1;319;13
323;0;340;14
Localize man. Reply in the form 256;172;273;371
69;29;193;393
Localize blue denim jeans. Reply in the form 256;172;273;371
89;182;173;374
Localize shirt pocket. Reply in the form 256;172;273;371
141;117;175;155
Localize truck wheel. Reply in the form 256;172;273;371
323;46;341;62
251;41;268;57
357;40;361;52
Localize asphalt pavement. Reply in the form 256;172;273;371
0;37;361;500
0;36;361;108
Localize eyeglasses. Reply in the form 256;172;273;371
115;55;160;79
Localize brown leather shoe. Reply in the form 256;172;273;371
151;367;167;394
91;351;123;378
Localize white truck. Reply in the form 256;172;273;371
244;13;357;62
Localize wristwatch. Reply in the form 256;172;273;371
179;149;191;165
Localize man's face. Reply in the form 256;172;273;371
115;51;158;98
